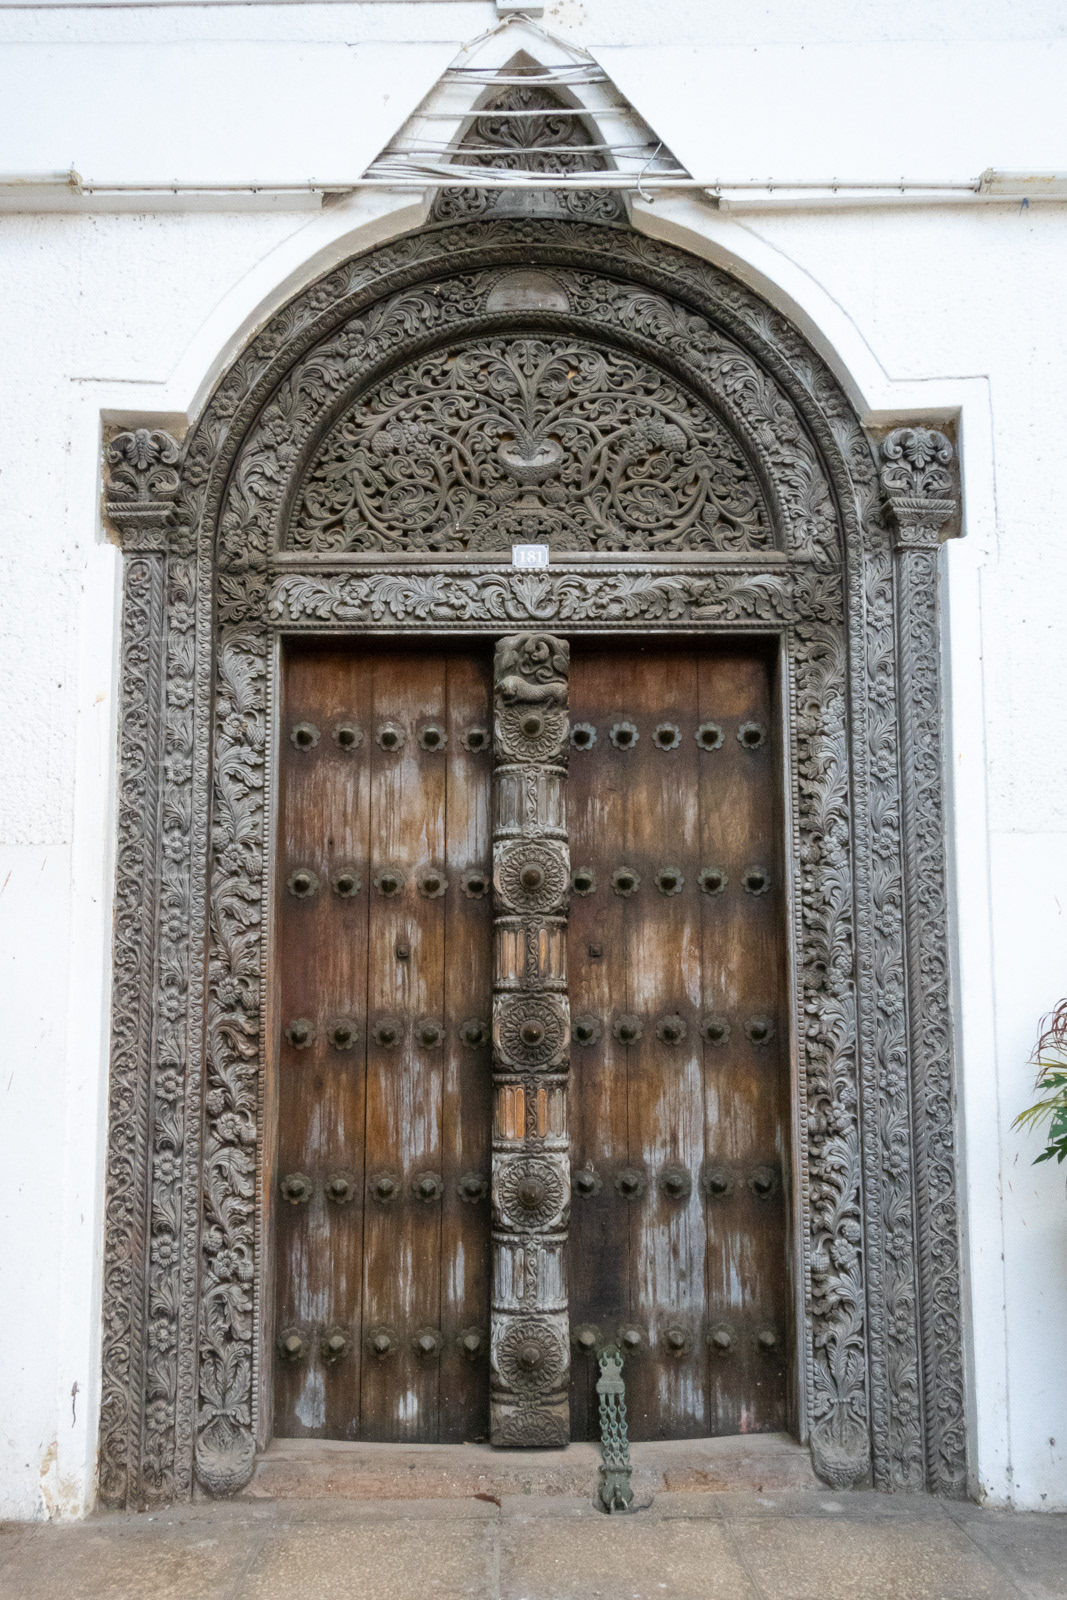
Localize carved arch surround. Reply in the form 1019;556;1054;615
98;217;965;1506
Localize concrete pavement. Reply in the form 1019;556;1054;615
2;1487;1067;1600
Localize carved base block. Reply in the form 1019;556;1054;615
195;1430;256;1498
810;1439;871;1490
490;1394;571;1449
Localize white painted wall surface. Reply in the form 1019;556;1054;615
1;0;1066;1519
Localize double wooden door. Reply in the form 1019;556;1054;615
273;638;790;1445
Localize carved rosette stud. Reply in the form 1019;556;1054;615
490;633;571;1448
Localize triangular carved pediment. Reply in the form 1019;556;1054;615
364;25;689;223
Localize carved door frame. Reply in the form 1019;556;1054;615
98;216;965;1505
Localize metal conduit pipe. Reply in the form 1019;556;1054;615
1;169;1065;207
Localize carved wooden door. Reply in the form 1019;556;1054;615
566;641;792;1442
273;641;494;1443
273;635;790;1448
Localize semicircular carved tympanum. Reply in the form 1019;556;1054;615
286;336;773;554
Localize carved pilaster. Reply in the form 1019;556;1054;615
880;427;967;1495
98;551;165;1506
99;428;198;1507
490;634;572;1446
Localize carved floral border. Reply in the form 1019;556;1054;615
98;218;965;1506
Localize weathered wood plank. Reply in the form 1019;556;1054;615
565;646;632;1439
274;645;372;1439
698;649;790;1436
439;650;493;1442
359;652;447;1442
567;642;790;1441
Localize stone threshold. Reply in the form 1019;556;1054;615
242;1432;817;1502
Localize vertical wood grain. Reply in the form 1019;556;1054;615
567;641;791;1442
274;646;372;1438
698;650;791;1435
566;651;632;1439
359;652;447;1441
439;651;493;1442
273;644;492;1445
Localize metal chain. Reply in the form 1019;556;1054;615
596;1345;635;1512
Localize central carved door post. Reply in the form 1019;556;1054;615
490;634;572;1446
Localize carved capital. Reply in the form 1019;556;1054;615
879;428;958;551
104;428;183;550
495;633;569;706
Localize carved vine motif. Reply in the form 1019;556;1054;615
195;624;266;1498
288;337;770;554
98;216;965;1506
142;554;198;1498
267;569;841;629
791;605;869;1487
490;633;571;1446
857;520;922;1490
99;553;164;1507
880;427;955;506
100;438;201;1508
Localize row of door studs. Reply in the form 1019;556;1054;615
290;722;489;754
285;864;772;900
288;721;769;756
277;1323;486;1365
285;1016;489;1051
278;1165;780;1207
283;1013;775;1052
276;1320;782;1367
573;1322;782;1357
570;721;767;753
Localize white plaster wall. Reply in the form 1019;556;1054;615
1;0;1066;1519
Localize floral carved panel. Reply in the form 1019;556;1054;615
99;218;966;1510
428;82;627;225
286;336;772;554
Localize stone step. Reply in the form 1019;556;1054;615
242;1432;818;1503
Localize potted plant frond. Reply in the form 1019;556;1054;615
1015;999;1067;1166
